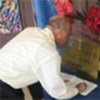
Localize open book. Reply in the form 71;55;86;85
61;73;98;96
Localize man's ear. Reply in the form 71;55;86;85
55;28;61;35
55;28;62;37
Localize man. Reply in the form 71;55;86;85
0;15;87;100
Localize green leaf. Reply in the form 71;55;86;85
97;0;100;3
83;10;86;16
68;9;85;23
75;10;85;22
86;0;89;12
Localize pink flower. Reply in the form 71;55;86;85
85;5;100;34
54;0;73;15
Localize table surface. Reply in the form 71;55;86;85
43;66;100;100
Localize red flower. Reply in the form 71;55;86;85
85;5;100;34
54;0;73;15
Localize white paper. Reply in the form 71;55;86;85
61;73;98;96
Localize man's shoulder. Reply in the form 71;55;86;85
24;27;41;31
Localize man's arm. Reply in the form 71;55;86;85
33;49;79;99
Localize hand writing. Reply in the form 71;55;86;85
76;82;87;93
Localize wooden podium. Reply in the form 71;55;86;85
62;36;100;80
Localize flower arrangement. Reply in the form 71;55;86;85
54;0;73;15
54;0;74;25
85;4;100;34
54;0;100;43
69;2;100;43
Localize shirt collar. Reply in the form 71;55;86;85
43;27;54;42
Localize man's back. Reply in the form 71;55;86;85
0;27;57;88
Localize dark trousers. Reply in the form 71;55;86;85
0;80;24;100
28;82;43;100
0;80;43;100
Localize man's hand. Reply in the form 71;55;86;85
76;82;87;93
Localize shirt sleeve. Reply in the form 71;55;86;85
33;45;79;100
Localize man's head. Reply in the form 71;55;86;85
47;15;72;47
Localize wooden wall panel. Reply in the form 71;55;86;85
18;0;36;29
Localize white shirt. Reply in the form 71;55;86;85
0;27;78;99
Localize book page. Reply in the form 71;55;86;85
61;73;98;96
